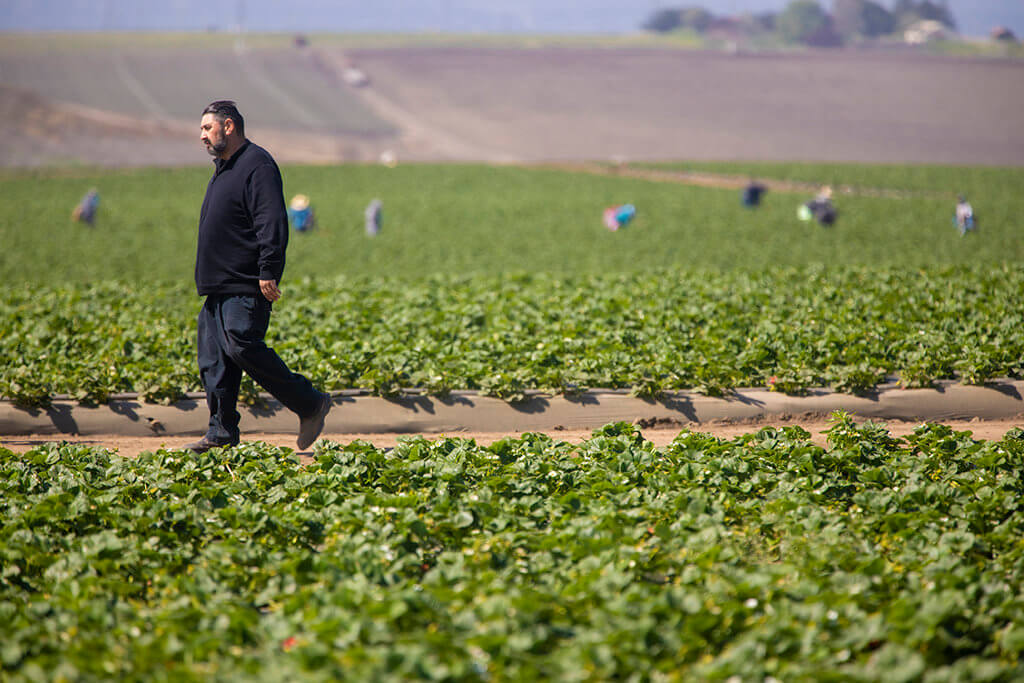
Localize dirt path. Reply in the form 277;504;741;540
4;417;1019;460
312;47;516;162
3;381;1022;458
540;161;953;199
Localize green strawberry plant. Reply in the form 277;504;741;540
3;416;1024;679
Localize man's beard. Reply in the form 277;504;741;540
205;138;227;156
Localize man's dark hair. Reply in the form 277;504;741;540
202;100;245;137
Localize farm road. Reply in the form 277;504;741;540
538;162;953;198
311;47;516;161
3;381;1022;459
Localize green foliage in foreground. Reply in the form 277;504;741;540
3;266;1024;407
2;162;1023;285
3;417;1024;680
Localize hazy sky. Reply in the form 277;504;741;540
1;1;1020;37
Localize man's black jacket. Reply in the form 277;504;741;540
195;141;289;296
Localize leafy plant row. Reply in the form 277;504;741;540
3;266;1024;407
2;416;1024;680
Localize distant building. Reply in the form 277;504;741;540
704;17;749;43
904;20;950;45
991;26;1018;43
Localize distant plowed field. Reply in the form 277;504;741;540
346;46;1024;164
0;44;391;135
2;35;1022;166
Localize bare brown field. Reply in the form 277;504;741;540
344;46;1024;164
2;43;1022;166
0;84;400;167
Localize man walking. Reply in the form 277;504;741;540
185;100;331;453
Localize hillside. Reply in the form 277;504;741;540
1;34;1022;167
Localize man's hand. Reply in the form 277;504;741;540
259;279;282;302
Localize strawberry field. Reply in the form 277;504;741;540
3;160;1024;678
4;161;1019;407
3;416;1024;680
3;266;1024;407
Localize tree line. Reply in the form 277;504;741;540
643;0;957;47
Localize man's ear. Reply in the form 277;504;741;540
223;117;236;136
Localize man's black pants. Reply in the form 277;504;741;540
198;294;320;444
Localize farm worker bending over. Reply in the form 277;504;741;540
188;100;331;454
801;185;837;226
287;194;316;232
741;181;766;208
72;189;100;225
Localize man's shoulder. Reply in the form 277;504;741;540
237;143;282;183
241;141;278;166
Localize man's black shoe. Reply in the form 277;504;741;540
297;392;332;451
183;437;238;454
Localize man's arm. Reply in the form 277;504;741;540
246;162;289;293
